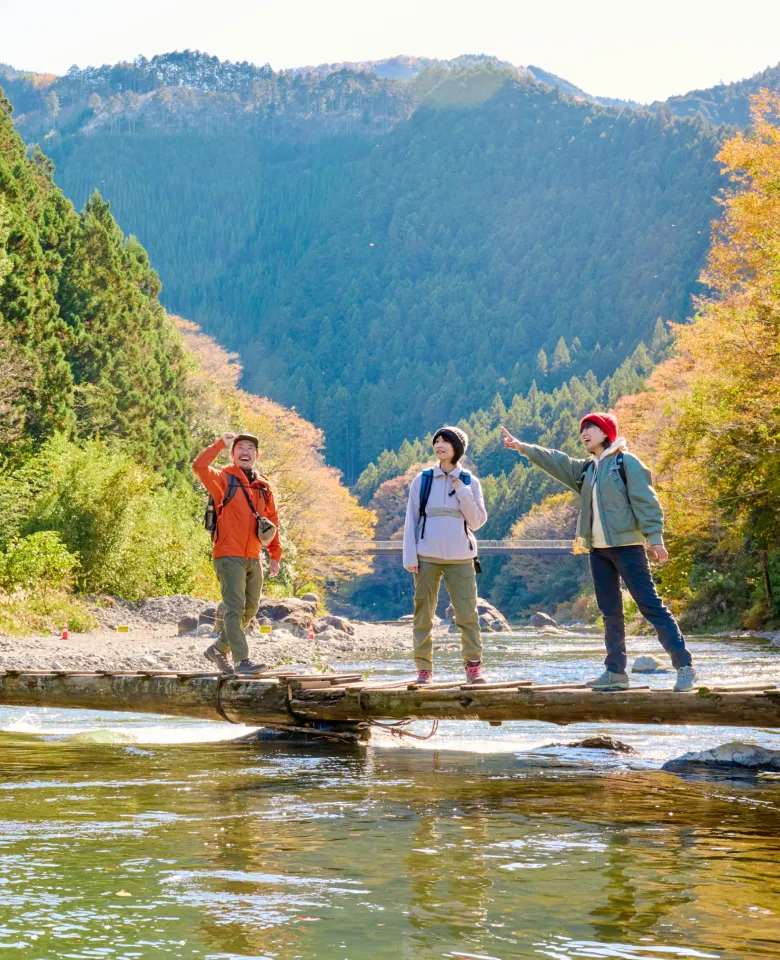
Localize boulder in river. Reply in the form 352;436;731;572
529;611;559;628
568;736;637;754
542;736;637;754
663;741;780;772
632;654;671;673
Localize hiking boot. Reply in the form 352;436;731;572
203;643;232;674
587;670;630;690
673;665;698;692
234;659;269;676
465;659;486;684
415;669;433;686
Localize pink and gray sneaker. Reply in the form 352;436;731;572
415;669;433;686
465;659;486;684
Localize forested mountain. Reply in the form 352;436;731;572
16;61;722;479
655;63;780;127
4;48;778;625
524;65;642;110
6;49;779;135
0;93;371;629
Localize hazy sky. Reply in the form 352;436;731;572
5;0;780;103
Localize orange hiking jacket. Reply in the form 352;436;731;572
192;439;282;562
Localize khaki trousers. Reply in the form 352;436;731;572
413;559;482;671
213;556;263;663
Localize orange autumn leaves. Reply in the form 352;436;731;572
175;317;375;590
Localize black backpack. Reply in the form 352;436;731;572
418;468;476;555
586;451;629;494
204;474;268;542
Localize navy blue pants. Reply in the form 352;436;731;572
589;546;692;674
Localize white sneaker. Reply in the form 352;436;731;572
673;665;698;692
587;670;629;690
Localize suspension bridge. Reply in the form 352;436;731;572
330;539;579;556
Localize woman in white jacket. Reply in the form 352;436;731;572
403;426;488;684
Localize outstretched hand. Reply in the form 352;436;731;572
500;425;524;453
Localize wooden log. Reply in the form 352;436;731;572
3;674;780;730
289;684;780;728
0;673;291;724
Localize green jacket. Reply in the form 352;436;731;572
522;442;664;550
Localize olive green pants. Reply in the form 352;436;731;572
213;556;263;663
413;559;482;671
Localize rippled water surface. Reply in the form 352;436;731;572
2;630;780;959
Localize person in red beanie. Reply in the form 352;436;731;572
500;414;697;691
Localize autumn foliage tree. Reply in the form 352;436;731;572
619;91;780;625
176;319;375;593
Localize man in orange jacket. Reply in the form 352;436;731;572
193;431;282;674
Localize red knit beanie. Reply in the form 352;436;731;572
579;412;618;446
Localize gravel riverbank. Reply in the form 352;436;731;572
0;620;419;673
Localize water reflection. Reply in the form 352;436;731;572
1;630;780;958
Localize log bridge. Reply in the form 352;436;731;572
3;668;780;743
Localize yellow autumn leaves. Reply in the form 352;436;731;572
619;91;780;621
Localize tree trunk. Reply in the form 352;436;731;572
760;548;775;609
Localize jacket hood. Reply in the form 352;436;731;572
591;437;627;463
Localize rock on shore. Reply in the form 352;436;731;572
445;598;510;632
528;611;559;628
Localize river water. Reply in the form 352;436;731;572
1;630;780;960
